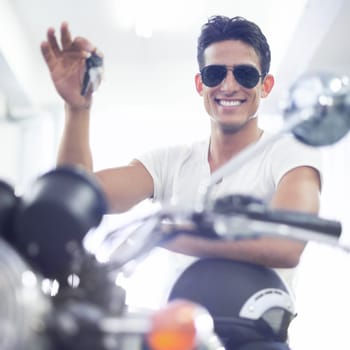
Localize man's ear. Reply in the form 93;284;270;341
195;73;204;96
261;74;274;98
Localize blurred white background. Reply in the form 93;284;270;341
1;0;350;348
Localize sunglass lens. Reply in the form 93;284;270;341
201;65;227;87
234;65;260;88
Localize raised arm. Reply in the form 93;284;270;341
41;23;154;213
41;22;96;169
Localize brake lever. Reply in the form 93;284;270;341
81;52;104;96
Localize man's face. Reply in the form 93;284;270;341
195;39;273;133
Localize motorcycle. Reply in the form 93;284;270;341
0;71;350;350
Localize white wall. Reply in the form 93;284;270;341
0;121;21;186
0;111;60;194
290;133;350;349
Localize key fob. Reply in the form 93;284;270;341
81;52;103;96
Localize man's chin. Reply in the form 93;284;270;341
210;115;253;134
219;122;244;134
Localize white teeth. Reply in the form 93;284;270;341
219;100;242;107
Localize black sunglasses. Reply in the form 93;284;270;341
200;64;264;89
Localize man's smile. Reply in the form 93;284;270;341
215;98;245;107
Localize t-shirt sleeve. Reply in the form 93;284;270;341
270;134;323;188
135;147;170;202
136;144;187;203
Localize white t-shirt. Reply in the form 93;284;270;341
127;131;322;308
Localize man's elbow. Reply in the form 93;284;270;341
279;241;305;268
282;254;301;268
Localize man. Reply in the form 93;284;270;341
41;15;321;297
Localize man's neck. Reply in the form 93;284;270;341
208;121;263;173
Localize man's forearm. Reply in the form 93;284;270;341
163;235;305;268
57;104;93;171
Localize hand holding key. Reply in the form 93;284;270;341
41;22;103;110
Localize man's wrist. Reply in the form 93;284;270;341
65;103;91;116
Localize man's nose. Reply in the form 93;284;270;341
220;69;239;91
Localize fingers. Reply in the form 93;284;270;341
46;27;61;57
62;21;97;54
42;22;99;57
60;22;96;57
40;40;53;66
41;26;64;67
60;21;72;50
72;37;98;57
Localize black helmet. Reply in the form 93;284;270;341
168;258;296;349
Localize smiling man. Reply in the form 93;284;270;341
41;15;321;303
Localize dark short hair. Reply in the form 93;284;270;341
197;15;271;76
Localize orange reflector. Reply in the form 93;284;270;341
146;300;197;350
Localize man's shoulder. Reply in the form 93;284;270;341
264;131;320;153
262;131;323;171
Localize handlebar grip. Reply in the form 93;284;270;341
247;210;342;238
213;195;342;238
